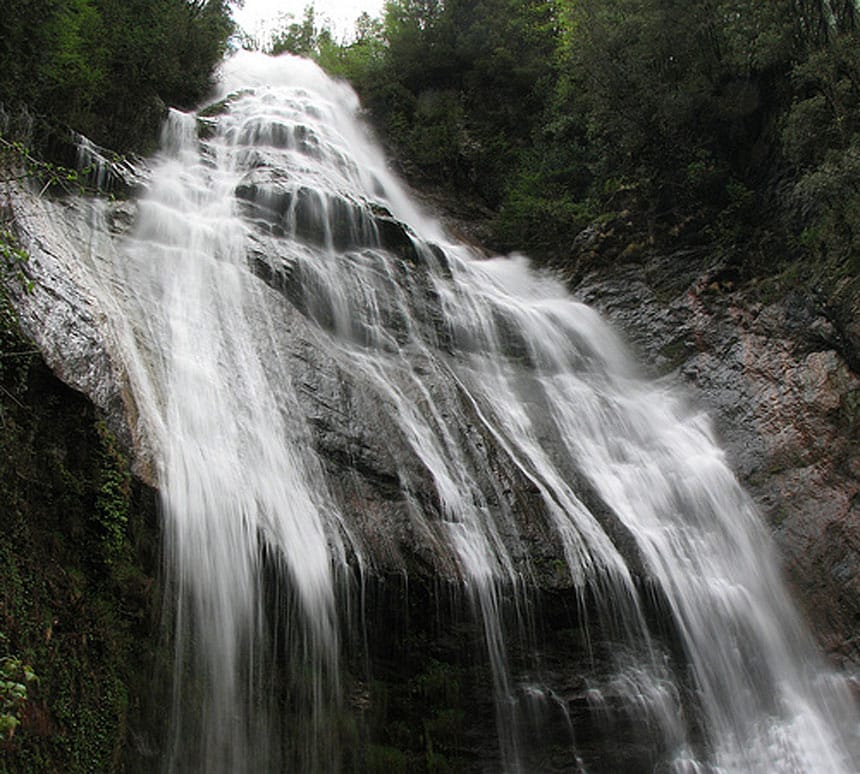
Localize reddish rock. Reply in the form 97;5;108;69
575;258;860;668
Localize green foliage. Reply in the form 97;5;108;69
0;226;32;296
497;164;598;254
0;343;158;771
0;0;236;154
269;4;323;57
366;743;409;773
784;30;860;165
315;14;388;104
317;12;387;81
41;0;108;128
783;28;860;263
0;209;35;396
0;632;38;740
294;0;859;269
94;421;133;564
558;1;795;212
415;658;461;706
792;140;860;262
0;135;108;204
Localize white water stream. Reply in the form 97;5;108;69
36;51;860;771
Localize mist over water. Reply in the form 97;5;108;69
60;51;860;771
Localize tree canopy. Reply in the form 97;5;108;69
268;0;859;272
0;0;235;153
2;0;858;273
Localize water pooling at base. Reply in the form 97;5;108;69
70;51;860;771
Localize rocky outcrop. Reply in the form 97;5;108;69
10;168;859;673
572;251;860;668
3;184;150;480
6;82;860;767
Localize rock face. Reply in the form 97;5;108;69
573;253;860;668
4;188;637;774
5;64;859;769
3;179;582;597
4;185;149;480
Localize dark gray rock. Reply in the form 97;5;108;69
6;181;579;590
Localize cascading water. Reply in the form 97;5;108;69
19;51;859;771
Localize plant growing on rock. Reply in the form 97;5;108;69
0;632;38;740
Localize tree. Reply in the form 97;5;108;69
269;4;321;57
0;0;237;154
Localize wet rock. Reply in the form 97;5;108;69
235;171;413;256
197;89;253;119
573;254;860;668
106;199;138;235
234;116;322;159
6;183;150;481
374;215;420;264
74;138;144;198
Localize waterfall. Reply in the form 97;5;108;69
17;51;859;771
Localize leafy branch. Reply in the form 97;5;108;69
0;225;33;295
0;632;38;740
0;135;98;198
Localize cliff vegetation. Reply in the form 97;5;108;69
0;0;235;153
271;0;859;299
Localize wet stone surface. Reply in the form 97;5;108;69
574;256;860;668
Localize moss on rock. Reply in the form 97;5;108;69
0;305;159;773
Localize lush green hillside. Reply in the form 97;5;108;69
274;0;859;282
0;0;235;153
